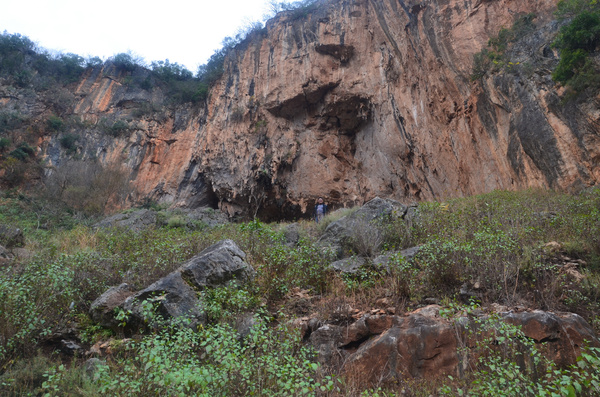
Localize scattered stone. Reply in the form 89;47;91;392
562;263;585;282
235;313;259;340
400;245;422;260
490;303;509;313
329;256;366;273
84;358;106;380
423;297;440;305
412;304;441;318
375;297;391;307
303;306;600;382
281;222;300;247
543;241;562;252
60;339;82;356
177;207;229;228
11;248;32;260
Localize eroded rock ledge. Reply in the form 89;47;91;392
300;305;599;381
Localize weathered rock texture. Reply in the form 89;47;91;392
90;239;254;332
305;305;600;381
4;0;599;219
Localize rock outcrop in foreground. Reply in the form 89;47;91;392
304;305;600;381
4;0;598;219
90;239;254;332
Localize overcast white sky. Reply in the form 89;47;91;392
0;0;274;73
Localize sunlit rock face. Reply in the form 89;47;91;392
31;0;599;219
195;0;599;219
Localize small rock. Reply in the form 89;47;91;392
84;358;106;380
308;317;322;332
375;297;391;307
12;248;33;260
282;223;300;247
60;339;82;356
235;313;258;340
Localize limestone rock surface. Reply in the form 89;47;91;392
2;0;598;219
91;240;254;332
303;305;600;381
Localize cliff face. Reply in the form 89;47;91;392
7;0;599;219
202;0;599;218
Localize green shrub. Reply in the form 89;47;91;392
40;315;337;396
0;111;26;133
47;115;64;132
552;8;600;97
0;137;10;151
440;304;600;396
202;281;260;322
166;215;186;228
111;52;140;72
104;119;130;136
9;142;35;161
59;134;78;153
0;259;78;368
471;13;536;79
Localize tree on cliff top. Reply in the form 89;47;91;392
552;0;600;98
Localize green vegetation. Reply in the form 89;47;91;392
471;13;537;80
440;302;600;396
552;0;600;98
47;115;64;132
471;0;600;100
59;133;79;155
268;0;320;20
0;188;598;395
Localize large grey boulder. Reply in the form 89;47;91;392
0;224;25;248
93;207;228;232
372;246;423;271
93;209;157;232
318;197;407;258
91;240;254;332
176;208;229;228
329;257;367;274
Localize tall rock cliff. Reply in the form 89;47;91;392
5;0;599;219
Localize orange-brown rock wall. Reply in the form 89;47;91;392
27;0;600;218
195;0;599;218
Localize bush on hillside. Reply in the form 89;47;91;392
552;6;600;97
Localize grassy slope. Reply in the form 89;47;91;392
0;188;599;395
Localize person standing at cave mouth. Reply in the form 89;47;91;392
314;197;327;223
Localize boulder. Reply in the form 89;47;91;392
281;223;301;247
94;207;228;232
0;244;13;264
318;197;407;258
178;207;229;228
0;224;24;248
92;240;254;332
84;358;106;380
304;306;600;382
93;209;157;232
329;256;367;273
89;283;136;329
